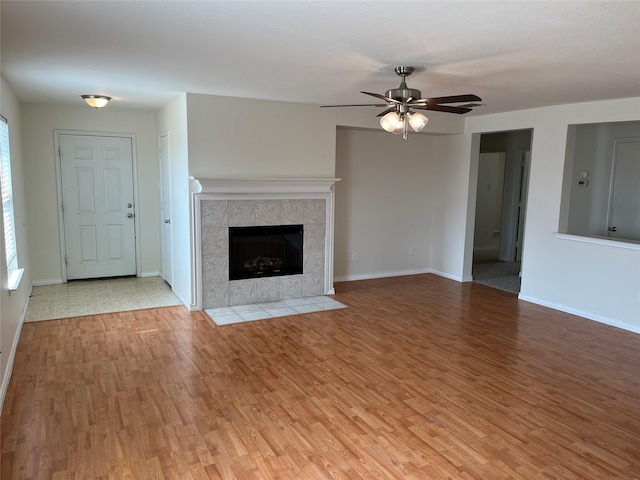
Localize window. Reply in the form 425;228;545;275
0;115;19;277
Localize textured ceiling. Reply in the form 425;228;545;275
2;1;639;114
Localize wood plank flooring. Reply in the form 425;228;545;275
2;274;639;479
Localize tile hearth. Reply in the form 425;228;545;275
205;295;346;325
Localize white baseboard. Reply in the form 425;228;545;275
34;272;163;285
140;271;161;278
170;287;192;310
32;278;64;286
518;294;640;335
334;268;431;283
0;294;29;411
430;270;468;283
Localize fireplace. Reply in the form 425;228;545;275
192;177;338;309
229;224;303;280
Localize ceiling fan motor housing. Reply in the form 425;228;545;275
385;86;422;102
386;66;421;101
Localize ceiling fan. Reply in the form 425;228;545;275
321;66;482;139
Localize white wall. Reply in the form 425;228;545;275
464;98;640;332
157;95;191;306
334;128;434;281
20;104;161;283
0;78;32;408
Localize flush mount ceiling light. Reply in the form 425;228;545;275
322;66;481;140
81;95;111;108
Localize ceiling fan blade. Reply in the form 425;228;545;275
320;104;388;108
360;91;401;104
376;107;397;117
422;94;482;105
411;104;473;114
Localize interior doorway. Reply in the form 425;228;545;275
472;129;532;293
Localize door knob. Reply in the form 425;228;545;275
127;213;134;218
164;219;171;224
127;203;133;208
608;226;617;232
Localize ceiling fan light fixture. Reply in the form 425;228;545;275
380;111;402;132
391;117;406;135
321;66;480;140
408;111;428;132
81;94;111;108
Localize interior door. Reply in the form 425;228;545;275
159;132;173;286
607;138;640;241
60;134;136;279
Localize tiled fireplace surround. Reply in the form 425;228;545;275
192;178;338;310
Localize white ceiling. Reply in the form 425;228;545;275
2;1;639;115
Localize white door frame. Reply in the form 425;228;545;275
159;131;173;286
54;130;141;282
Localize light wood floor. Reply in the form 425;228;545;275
2;274;639;479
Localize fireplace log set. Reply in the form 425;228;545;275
229;224;303;280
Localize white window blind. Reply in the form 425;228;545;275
0;115;18;271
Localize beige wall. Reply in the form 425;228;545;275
0;78;32;406
334;128;435;281
182;93;464;299
186;94;337;178
431;131;476;281
21;104;161;283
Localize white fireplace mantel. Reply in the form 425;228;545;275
191;177;340;195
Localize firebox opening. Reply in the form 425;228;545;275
229;224;303;281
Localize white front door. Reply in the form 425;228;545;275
608;138;640;241
60;134;137;279
159;132;173;286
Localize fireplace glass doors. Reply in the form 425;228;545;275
229;224;303;280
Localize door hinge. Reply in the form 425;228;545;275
64;255;68;265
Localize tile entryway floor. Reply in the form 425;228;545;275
26;276;182;321
205;296;347;325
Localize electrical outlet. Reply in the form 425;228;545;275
409;247;414;256
347;254;357;262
